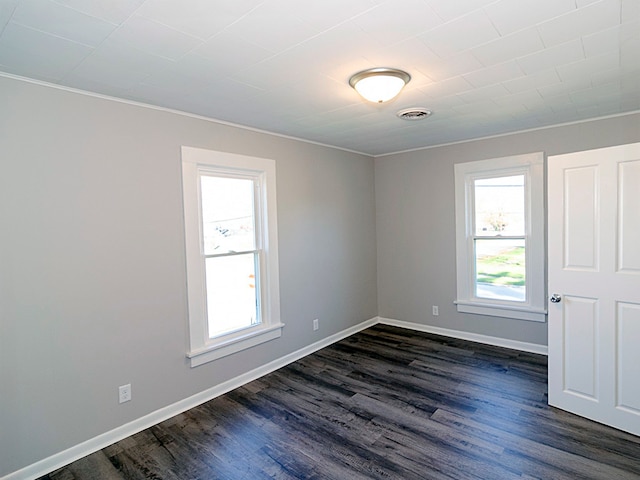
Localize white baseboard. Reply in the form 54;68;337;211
3;317;378;480
378;317;548;356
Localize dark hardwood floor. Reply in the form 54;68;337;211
40;325;640;479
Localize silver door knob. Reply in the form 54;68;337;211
550;294;562;303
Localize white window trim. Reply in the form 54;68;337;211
454;152;546;322
182;146;283;367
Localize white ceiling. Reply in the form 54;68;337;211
1;0;639;155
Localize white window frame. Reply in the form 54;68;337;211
181;146;283;367
454;152;546;322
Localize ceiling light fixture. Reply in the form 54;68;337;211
349;68;411;103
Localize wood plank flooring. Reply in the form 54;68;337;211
40;325;640;479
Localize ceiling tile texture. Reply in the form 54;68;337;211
1;0;638;155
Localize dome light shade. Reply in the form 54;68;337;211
349;68;411;103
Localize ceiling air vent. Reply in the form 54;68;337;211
396;108;433;120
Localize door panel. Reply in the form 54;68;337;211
563;296;598;399
618;160;640;273
549;142;640;437
617;302;640;413
563;166;598;270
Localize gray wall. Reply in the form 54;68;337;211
0;76;377;476
375;113;640;346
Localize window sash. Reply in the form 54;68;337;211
468;169;531;307
204;248;260;259
472;236;526;303
204;251;261;339
198;170;262;256
473;174;526;237
198;171;264;340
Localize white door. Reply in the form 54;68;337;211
548;142;640;436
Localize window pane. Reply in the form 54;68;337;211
201;175;255;255
474;175;525;236
475;238;525;302
205;253;259;338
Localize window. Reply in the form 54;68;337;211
454;152;546;322
182;146;283;367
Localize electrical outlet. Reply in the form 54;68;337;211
313;318;319;331
119;384;131;404
432;306;439;316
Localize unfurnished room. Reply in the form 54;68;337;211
1;1;640;479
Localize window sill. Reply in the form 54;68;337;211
455;300;546;322
187;323;285;367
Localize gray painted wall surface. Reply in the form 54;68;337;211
375;113;640;346
0;76;377;476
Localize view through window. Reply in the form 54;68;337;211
201;175;260;338
473;175;526;302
